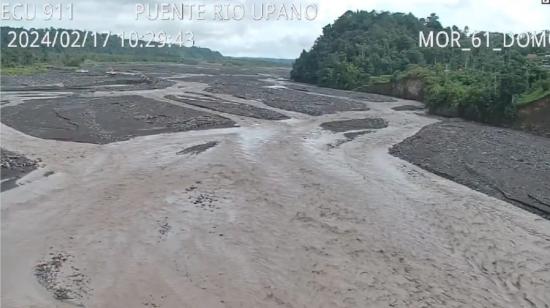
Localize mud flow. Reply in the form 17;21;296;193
1;63;549;308
321;118;388;132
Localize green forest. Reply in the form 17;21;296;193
291;11;550;124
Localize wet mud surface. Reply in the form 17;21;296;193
1;95;236;144
321;118;388;133
391;120;550;217
1;148;38;191
184;75;372;115
1;67;173;92
165;94;289;120
343;130;371;140
327;130;372;149
2;63;550;308
107;62;291;79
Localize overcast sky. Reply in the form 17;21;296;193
3;0;549;58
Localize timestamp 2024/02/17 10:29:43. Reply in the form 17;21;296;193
4;30;195;49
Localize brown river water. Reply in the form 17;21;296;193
1;74;549;308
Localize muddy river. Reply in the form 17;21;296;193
1;64;549;308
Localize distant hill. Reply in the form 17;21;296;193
1;26;223;68
291;10;549;125
291;11;440;86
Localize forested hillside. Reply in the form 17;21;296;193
291;11;550;124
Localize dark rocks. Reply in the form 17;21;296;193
1;96;237;144
177;141;219;155
1;67;174;92
1;148;38;191
392;105;425;111
166;94;289;120
390;120;550;218
185;75;371;116
157;216;172;241
34;252;90;305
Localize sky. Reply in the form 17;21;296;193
2;0;549;58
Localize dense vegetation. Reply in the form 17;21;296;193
291;11;550;124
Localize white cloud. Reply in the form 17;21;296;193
2;0;549;58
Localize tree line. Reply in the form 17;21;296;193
1;27;223;69
291;11;550;124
